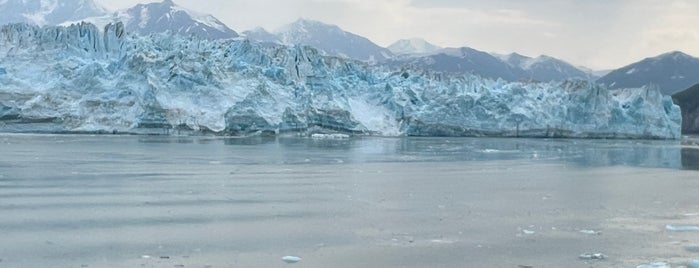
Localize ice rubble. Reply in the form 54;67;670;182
0;23;682;139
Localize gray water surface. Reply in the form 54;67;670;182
1;134;698;267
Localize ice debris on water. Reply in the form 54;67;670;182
579;229;601;235
522;229;536;235
666;225;699;232
636;262;669;268
311;133;350;139
282;256;302;264
578;253;606;260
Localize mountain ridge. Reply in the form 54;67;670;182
597;51;699;95
0;0;107;26
244;18;393;62
388;38;442;55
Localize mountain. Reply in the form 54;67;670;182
598;51;699;95
246;19;393;62
118;0;237;39
499;53;595;81
242;27;280;44
672;83;699;134
388;48;592;82
388;38;442;55
0;23;681;139
388;47;521;80
70;0;238;39
0;0;107;25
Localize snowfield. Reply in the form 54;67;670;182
0;23;682;139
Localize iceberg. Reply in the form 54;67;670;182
0;23;682;139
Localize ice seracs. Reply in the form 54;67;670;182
0;23;683;139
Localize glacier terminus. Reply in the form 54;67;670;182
0;23;682;139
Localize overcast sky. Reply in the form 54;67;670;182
96;0;699;70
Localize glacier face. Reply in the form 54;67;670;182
0;23;682;139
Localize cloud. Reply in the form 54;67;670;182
635;0;699;56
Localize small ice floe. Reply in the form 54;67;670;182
579;229;602;235
689;260;699;268
140;255;151;259
578;253;606;260
636;262;669;268
522;229;536;235
430;239;456;244
684;212;699;217
666;225;699;232
311;133;350;139
482;149;500;153
282;256;302;264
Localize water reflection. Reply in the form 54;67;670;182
220;136;686;169
682;148;699;170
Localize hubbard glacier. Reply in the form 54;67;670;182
0;22;682;139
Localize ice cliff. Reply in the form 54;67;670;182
0;23;682;139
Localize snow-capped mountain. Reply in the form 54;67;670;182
0;0;107;25
242;27;280;44
246;19;393;62
68;0;238;39
388;38;442;55
499;53;595;81
118;0;237;39
0;23;681;139
598;51;699;95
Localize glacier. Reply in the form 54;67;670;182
0;23;682;139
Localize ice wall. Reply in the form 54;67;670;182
0;23;682;139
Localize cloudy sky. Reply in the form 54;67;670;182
96;0;699;70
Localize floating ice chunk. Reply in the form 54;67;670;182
522;230;535;235
636;262;669;268
282;256;302;264
579;229;601;235
430;239;456;244
666;225;699;232
579;253;606;260
311;133;350;139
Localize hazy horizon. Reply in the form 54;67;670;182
94;0;699;70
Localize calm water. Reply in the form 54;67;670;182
1;134;699;267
